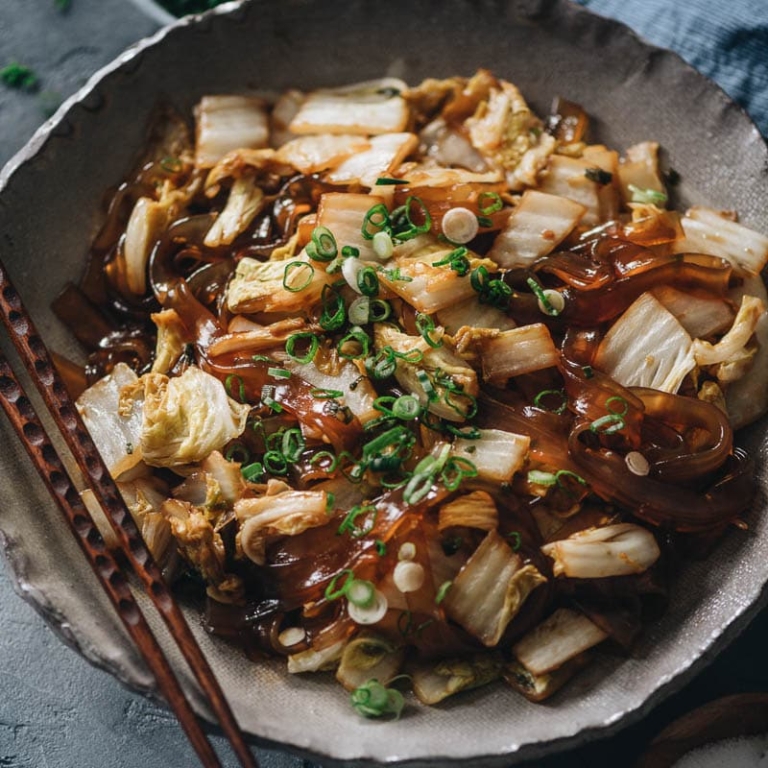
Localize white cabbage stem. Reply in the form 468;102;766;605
541;523;661;578
513;608;608;676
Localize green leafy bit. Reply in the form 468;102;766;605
350;679;404;719
1;62;39;92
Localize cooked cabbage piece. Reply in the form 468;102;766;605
76;362;144;479
135;365;250;467
443;529;546;646
595;292;695;393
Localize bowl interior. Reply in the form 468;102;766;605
0;1;767;765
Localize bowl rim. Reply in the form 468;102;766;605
1;1;767;766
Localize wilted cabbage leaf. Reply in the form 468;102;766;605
135;365;250;467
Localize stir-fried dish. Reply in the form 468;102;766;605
58;70;768;714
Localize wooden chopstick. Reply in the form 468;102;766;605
0;263;259;768
0;347;225;767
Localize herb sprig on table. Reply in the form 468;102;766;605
0;63;39;92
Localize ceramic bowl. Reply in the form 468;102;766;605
1;1;767;765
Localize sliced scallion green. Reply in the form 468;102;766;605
241;462;264;482
306;225;338;262
415;312;443;348
283;260;314;292
362;203;391;240
337;327;371;360
285;332;319;364
477;191;503;215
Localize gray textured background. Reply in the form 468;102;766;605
0;1;766;767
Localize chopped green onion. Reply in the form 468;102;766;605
507;531;522;551
375;177;410;185
476;215;494;228
403;471;434;506
477;191;503;215
338;504;378;538
310;449;340;471
379;266;413;282
443;388;477;419
471;265;490;293
527;469;558;487
415;313;442;348
337;327;371;360
285;332;319;364
362;426;415;462
534;389;568;414
392;347;424;364
391;195;432;240
582;365;594;379
373;396;396;416
263;450;288;475
319;284;346;330
471;266;512;308
252;354;272;363
348;296;371;325
224;442;251;464
352;296;390;324
368;299;392;323
325;492;336;513
325;569;355;601
357;266;380;297
397;610;413;636
392;394;420;421
281;428;305;462
362;203;391;240
526;277;561;316
441;207;479;244
365;347;397;380
402;445;450;506
432;246;471;276
416;369;437;401
260;384;283;413
283;260;315;292
311;387;343;399
372;231;394;260
435;580;452;605
225;373;247;403
306;226;337;262
443;423;482;440
346;578;376;607
350;679;404;720
440;456;478;491
606;395;629;416
628;183;668;206
342;245;360;258
589;413;626;434
375;539;387;556
241;462;264;482
341;460;366;484
379;470;412;489
267;367;291;379
555;469;587;491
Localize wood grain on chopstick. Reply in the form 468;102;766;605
0;262;258;768
0;348;224;768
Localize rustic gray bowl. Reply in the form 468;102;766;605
1;0;767;765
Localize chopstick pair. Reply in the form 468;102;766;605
0;261;258;768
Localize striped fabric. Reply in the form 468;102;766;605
576;0;768;137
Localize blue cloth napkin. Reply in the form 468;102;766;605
576;0;768;138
